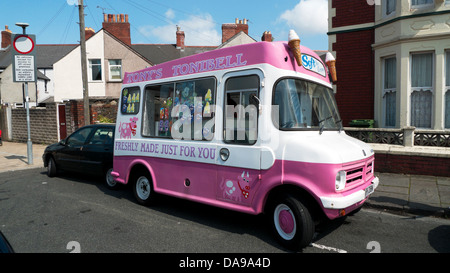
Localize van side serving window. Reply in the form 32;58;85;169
224;75;259;145
142;77;216;140
121;87;140;115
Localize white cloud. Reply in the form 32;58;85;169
165;9;175;20
138;12;220;46
66;0;78;5
279;0;328;35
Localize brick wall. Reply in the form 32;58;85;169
7;99;118;145
68;99;118;129
330;0;375;126
332;0;375;28
332;29;375;126
11;104;58;144
375;154;450;177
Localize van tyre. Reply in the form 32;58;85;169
132;171;156;206
270;193;315;250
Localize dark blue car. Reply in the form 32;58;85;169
42;124;118;189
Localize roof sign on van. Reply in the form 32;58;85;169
301;54;326;77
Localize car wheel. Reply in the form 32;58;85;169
105;167;120;190
270;193;315;250
47;157;57;177
132;170;156;206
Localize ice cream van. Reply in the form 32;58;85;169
111;30;379;250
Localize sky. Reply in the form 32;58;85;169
0;0;329;50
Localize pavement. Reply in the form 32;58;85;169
0;140;449;218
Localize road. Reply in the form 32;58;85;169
0;168;449;255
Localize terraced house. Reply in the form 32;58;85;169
328;0;450;176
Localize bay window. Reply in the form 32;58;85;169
410;52;433;128
383;57;396;127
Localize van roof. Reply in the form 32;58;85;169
123;41;330;85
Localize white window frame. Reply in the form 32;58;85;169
445;50;450;128
410;52;434;129
89;59;102;82
382;56;397;127
108;59;122;81
411;0;434;10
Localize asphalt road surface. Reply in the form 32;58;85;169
1;168;449;255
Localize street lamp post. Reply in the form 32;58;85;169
15;22;33;165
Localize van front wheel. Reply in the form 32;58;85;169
270;194;315;250
132;171;155;206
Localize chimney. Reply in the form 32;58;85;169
261;31;272;42
1;25;12;49
176;26;185;50
85;27;95;40
102;13;131;45
221;18;249;44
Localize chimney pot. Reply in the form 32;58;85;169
261;30;272;42
176;26;185;50
103;13;131;45
1;25;12;49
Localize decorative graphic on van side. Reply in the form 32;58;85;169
220;171;255;202
118;117;138;139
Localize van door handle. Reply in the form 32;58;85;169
220;148;230;161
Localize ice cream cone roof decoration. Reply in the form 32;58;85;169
325;52;335;63
288;29;302;67
325;52;337;83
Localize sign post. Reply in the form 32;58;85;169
12;23;35;165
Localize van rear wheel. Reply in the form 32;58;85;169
132;171;155;206
270;194;315;250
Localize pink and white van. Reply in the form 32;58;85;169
112;37;379;250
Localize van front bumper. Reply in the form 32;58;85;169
319;177;379;210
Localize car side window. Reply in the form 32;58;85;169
66;127;94;146
88;128;114;145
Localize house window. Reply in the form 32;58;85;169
411;0;434;9
384;0;396;16
383;57;396;127
445;51;450;128
89;59;102;81
410;52;433;128
109;59;122;81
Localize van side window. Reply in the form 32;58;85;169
142;83;174;137
224;75;259;145
142;77;216;140
121;87;140;114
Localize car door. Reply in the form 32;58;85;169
56;126;95;171
79;126;115;175
216;70;262;206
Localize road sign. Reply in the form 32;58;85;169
12;34;36;82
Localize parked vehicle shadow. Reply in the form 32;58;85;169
37;168;353;252
428;225;450;253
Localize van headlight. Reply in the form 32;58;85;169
335;170;346;191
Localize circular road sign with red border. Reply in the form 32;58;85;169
13;35;35;55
